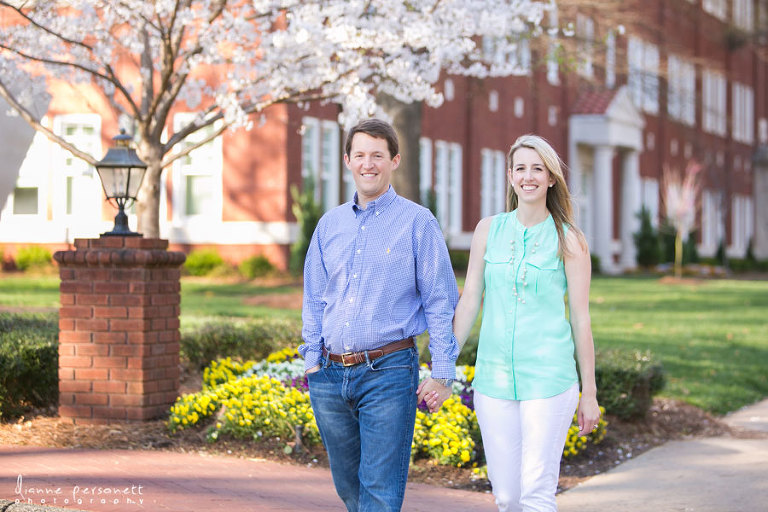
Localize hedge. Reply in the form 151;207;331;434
0;313;59;419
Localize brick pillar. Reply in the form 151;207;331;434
53;237;186;424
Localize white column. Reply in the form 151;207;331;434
593;145;616;273
620;150;641;269
753;152;768;259
567;138;583;229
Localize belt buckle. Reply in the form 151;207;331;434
340;352;358;366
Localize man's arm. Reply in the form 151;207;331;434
298;222;327;373
414;215;459;412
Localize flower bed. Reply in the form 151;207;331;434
169;349;607;467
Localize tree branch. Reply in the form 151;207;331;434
0;81;98;165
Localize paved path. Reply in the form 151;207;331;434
1;446;495;511
3;398;767;512
556;398;768;512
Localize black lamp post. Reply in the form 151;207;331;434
95;130;148;237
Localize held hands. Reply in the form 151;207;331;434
577;393;601;437
416;378;453;413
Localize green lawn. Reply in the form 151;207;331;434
1;273;766;415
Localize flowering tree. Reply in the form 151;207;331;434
0;0;552;237
662;160;701;279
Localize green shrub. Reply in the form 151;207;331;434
633;207;661;268
0;313;59;419
590;253;601;275
15;246;53;271
449;250;470;272
289;177;323;275
180;318;302;369
595;348;665;420
239;255;276;279
184;248;225;276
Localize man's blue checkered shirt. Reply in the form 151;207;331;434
299;186;459;379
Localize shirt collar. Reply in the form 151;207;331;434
352;185;397;216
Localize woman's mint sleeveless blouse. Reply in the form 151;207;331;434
472;211;578;400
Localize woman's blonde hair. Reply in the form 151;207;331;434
506;134;584;256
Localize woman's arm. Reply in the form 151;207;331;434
453;217;492;349
563;228;601;436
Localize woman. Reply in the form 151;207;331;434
456;134;600;511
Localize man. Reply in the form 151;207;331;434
299;118;458;511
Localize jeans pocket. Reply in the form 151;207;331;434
369;348;417;372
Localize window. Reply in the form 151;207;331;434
482;34;531;75
759;118;768;144
703;0;727;20
731;195;754;255
174;113;222;219
54;115;102;226
628;36;659;114
546;8;560;85
435;141;463;235
732;82;754;144
733;0;754;30
301;117;341;211
489;90;499;112
481;149;507;218
701;190;723;254
642;178;660;227
576;14;594;78
702;69;727;136
419;138;433;206
12;187;38;215
605;31;616;89
667;54;696;126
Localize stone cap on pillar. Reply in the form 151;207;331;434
53;238;185;268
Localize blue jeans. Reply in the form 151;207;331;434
307;347;419;512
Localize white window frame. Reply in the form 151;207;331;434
301;116;341;211
52;114;104;236
703;69;727;136
419;137;433;206
605;30;616;89
733;0;754;30
172;113;223;225
732;82;754;144
435;140;463;235
576;14;594;79
704;0;727;20
729;194;752;256
667;54;696;126
481;149;507;218
701;189;723;256
628;36;659;114
546;7;560;85
482;33;531;76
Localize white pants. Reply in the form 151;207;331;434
474;383;579;512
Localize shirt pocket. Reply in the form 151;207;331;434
524;252;561;293
483;248;513;285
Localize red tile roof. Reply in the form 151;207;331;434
571;89;619;115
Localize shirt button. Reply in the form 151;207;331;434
361;226;366;230
375;211;380;216
356;249;361;254
345;322;350;326
353;273;358;278
349;298;354;303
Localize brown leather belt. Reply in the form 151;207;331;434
322;338;415;367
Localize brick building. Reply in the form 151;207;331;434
1;0;766;273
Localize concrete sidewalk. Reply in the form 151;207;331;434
556;398;768;512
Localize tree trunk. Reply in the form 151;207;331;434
674;230;683;279
136;141;164;239
377;93;422;204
